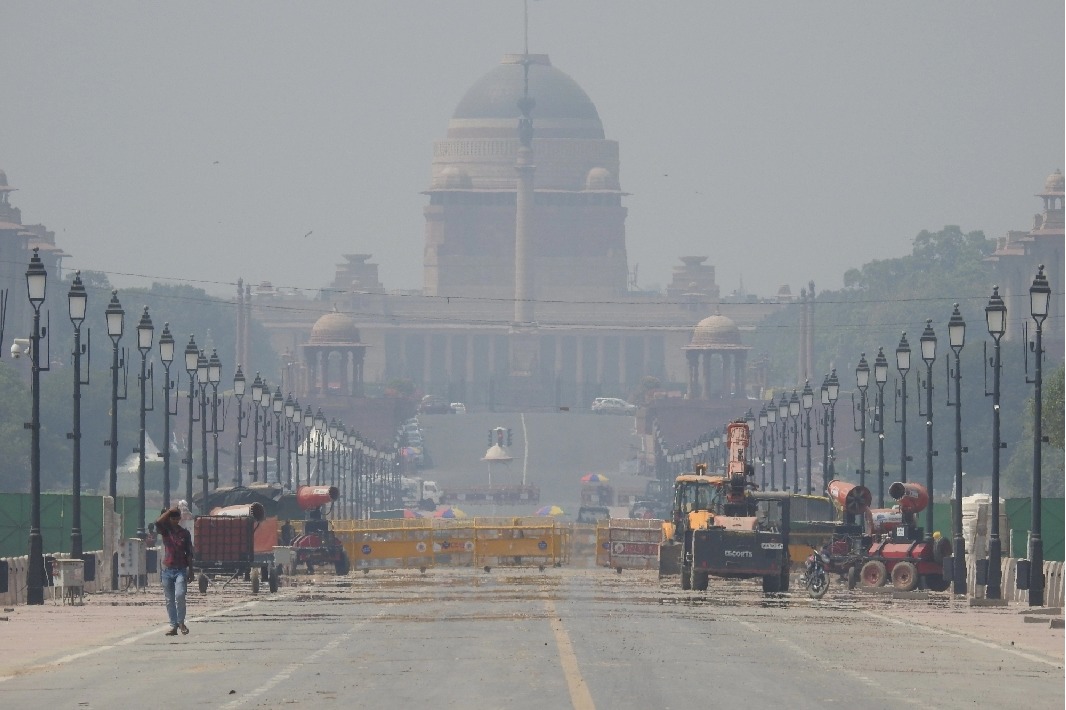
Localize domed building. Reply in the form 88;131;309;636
302;309;367;398
683;311;751;399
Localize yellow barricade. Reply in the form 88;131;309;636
569;523;598;567
432;521;477;567
595;523;610;568
605;519;662;572
339;520;436;572
474;518;560;571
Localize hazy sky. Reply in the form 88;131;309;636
1;2;1062;299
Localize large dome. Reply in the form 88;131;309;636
448;54;604;140
1043;168;1064;194
310;310;360;344
689;313;743;348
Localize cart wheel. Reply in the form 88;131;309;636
197;573;208;594
419;567;427;575
861;560;887;587
251;568;261;595
268;566;279;593
891;561;918;592
847;566;859;590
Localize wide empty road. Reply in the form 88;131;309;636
2;568;1061;709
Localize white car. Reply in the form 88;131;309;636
450;402;467;414
591;397;637;414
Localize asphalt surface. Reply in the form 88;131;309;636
1;568;1061;709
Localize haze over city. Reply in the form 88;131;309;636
1;2;1062;298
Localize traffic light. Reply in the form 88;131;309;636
507;428;513;447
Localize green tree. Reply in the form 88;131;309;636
1002;365;1065;498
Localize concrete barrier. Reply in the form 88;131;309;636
0;548;160;606
972;557;1064;607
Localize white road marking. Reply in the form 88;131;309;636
221;633;349;709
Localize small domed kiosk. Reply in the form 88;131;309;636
302;308;367;397
683;310;751;399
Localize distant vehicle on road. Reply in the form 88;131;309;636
419;395;451;414
591;397;637;414
450;402;467;414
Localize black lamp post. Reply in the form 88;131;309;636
984;286;1006;599
801;380;814;495
272;387;284;485
777;392;789;491
105;290;125;506
896;333;911;485
766;402;777;489
183;335;198;507
67;271;89;559
250;372;264;482
158;324;176;509
758;405;768;489
918;320;937;542
827;369;839;480
25;248;48;605
196;349;210;507
208;349;222;487
289;398;301;486
284;394;296;489
303;404;314;486
337;423;348;516
1027;265;1051;606
788;390;800;493
744;409;756;468
314;409;326;485
232;365;246;486
328;418;340;490
874;347;889;508
819;375;830;490
855;353;870;490
135;306;155;539
947;304;967;595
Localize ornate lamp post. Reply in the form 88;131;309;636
918;321;937;542
158;324;176;508
777;392;789;491
766;402;777;489
801;380;814;495
208;349;222;487
67;271;89;558
744;409;756;468
303;404;314;486
874;347;889;508
284;394;296;489
1026;265;1051;606
328;418;340;489
232;366;246;486
196;349;210;507
819;375;830;490
827;369;839;480
272;387;284;485
854;353;870;490
896;333;911;483
25;248;49;605
984;286;1006;599
105;290;125;506
290;398;302;486
135;306;155;539
758;405;768;489
947;304;967;595
183;335;199;507
250;372;264;482
313;409;326;485
788;390;800;493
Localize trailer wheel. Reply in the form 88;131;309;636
268;566;279;593
891;561;918;592
779;567;790;593
251;568;261;595
615;566;622;574
197;573;208;594
861;560;887;587
692;570;709;591
847;566;859;590
335;552;350;576
762;574;781;594
680;565;691;590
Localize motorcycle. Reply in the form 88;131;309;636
799;547;830;599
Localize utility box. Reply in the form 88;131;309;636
53;558;85;605
118;538;146;577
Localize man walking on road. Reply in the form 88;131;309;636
156;507;194;636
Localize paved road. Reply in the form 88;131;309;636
2;569;1061;709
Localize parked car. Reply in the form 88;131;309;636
419;395;451;414
450;402;467;414
591;397;637;414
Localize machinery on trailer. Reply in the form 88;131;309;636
284;486;350;575
659;420;791;593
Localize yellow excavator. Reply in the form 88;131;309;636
659;420;791;593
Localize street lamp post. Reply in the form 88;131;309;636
183;336;198;507
874;347;888;508
777;393;789;492
896;333;911;485
854;353;870;490
819;375;830;492
25;248;49;605
67;271;89;559
284;394;296;489
328;418;339;491
105;290;126;507
272;387;284;486
158;324;176;509
314;410;326;485
788;390;800;493
135;306;155;539
984;286;1006;600
744;409;756;469
827;369;839;480
758;405;768;489
290;398;302;486
303;405;314;486
801;380;814;495
766;403;777;489
196;350;210;509
232;366;246;486
208;349;222;487
1027;265;1051;606
947;304;967;596
250;373;264;482
918;321;937;542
